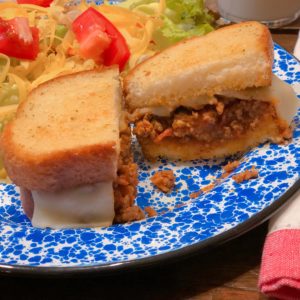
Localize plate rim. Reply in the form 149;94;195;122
0;176;299;277
0;43;299;276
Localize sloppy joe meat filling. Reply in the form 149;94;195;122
134;97;278;144
113;126;145;223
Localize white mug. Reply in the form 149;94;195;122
217;0;300;28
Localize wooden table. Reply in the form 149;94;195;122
0;20;299;300
0;224;269;300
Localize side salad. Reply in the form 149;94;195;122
120;0;214;47
0;0;215;181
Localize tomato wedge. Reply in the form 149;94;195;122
72;7;130;71
17;0;53;7
0;17;39;60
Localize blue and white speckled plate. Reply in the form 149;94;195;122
0;43;299;276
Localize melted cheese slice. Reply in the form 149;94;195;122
31;182;114;229
132;75;299;124
221;75;299;124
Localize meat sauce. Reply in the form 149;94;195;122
113;126;145;223
232;166;259;183
150;170;175;193
134;98;276;144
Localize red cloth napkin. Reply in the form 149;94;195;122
259;33;300;300
259;188;300;299
259;229;300;300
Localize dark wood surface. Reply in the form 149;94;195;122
0;224;269;300
0;19;298;300
272;32;298;53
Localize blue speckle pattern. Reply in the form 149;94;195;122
0;44;299;267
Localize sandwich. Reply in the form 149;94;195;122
124;21;299;161
1;68;144;228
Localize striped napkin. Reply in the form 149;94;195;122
259;31;300;300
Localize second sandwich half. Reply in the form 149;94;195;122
124;22;298;161
1;68;144;229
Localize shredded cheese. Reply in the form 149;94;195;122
0;54;10;83
0;1;163;91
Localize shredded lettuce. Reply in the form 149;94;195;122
117;0;158;10
160;0;214;44
0;83;19;106
118;0;214;49
53;24;68;46
0;104;17;181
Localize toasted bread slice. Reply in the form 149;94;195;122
1;68;121;192
124;21;273;110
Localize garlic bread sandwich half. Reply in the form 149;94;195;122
1;68;144;229
124;21;298;161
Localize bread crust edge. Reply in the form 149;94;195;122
1;122;118;191
123;21;274;109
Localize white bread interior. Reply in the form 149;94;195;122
124;21;273;110
1;68;121;192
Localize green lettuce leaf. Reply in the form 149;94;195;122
0;83;19;106
117;0;162;16
159;0;214;45
117;0;215;49
117;0;157;10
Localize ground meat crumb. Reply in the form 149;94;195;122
232;166;259;183
114;206;145;223
113;129;142;224
222;160;240;173
281;126;293;140
145;206;157;217
135;98;275;145
190;191;202;199
220;172;230;179
134;118;156;139
201;183;215;193
151;170;175;193
215;101;224;115
175;203;185;208
190;183;215;199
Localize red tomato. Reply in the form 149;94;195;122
77;29;111;64
17;0;53;7
72;7;130;70
0;17;39;60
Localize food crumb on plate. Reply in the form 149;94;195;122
144;206;157;217
190;191;202;199
190;182;215;199
222;160;240;173
151;170;175;193
189;160;242;198
201;183;215;193
232;166;259;183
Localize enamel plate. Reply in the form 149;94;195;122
0;43;299;275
